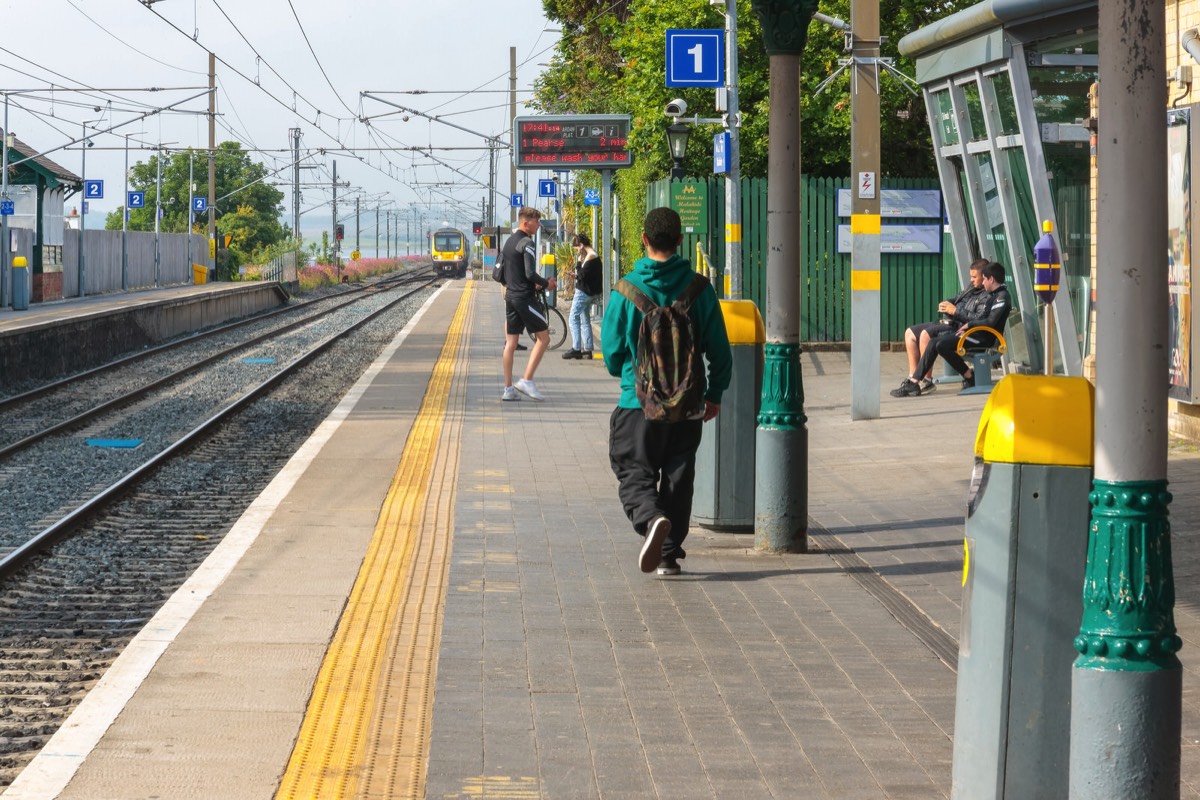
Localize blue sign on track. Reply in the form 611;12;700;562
583;189;601;207
0;200;13;216
511;193;524;207
666;29;725;88
84;179;104;199
128;191;145;209
538;179;557;198
192;196;207;213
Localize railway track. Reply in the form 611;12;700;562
0;271;443;787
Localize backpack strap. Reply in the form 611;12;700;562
673;273;710;312
615;279;657;316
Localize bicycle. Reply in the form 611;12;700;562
526;288;568;351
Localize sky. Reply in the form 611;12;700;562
0;0;558;252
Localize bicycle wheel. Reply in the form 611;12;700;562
529;306;568;350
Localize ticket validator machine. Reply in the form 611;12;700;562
952;374;1093;799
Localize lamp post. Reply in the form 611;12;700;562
666;123;691;180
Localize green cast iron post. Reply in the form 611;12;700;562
750;0;819;553
1069;0;1181;794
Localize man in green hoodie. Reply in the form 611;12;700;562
602;207;732;576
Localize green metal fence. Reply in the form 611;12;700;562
647;175;952;342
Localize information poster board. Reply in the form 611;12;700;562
669;181;708;234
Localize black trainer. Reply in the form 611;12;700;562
889;378;923;398
561;349;582;360
961;373;976;390
580;350;593;360
918;379;936;394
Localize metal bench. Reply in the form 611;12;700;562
956;325;1007;395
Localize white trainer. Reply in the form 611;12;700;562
501;386;521;401
514;378;545;401
639;516;672;573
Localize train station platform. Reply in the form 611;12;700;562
0;281;288;387
8;278;1200;799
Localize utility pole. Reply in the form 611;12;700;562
509;46;517;208
188;150;194;280
154;145;163;287
724;0;743;300
849;0;881;420
331;159;339;276
355;197;360;252
1;94;8;307
488;144;496;228
375;206;380;259
291;127;301;243
1069;0;1181;793
80;122;88;298
386;209;391;259
750;0;819;554
207;52;216;276
122;132;130;292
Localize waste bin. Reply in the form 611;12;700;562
11;256;29;310
192;264;208;285
540;252;556;306
952;374;1093;800
693;299;764;529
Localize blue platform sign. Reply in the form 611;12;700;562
127;191;145;209
84;179;104;199
713;132;730;174
666;29;725;88
583;189;601;206
538;179;557;198
0;200;13;216
511;193;524;207
192;196;207;213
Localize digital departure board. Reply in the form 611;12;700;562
513;114;633;170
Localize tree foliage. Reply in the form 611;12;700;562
104;141;287;259
536;0;976;181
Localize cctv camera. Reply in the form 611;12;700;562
665;98;688;117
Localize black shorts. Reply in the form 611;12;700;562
506;294;549;335
908;320;952;339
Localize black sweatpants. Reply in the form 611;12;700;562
608;407;704;562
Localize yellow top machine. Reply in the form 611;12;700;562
431;228;468;278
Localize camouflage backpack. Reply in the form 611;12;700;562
615;273;709;423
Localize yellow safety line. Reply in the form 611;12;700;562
276;283;474;800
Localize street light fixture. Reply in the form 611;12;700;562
665;122;690;180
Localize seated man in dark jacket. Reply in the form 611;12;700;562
893;260;1011;395
893;258;989;395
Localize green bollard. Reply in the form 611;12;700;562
952;375;1093;800
694;300;764;529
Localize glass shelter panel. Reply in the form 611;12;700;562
990;71;1021;136
962;81;989;142
934;90;959;146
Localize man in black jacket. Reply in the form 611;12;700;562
501;206;558;401
893;258;989;395
893;261;1012;395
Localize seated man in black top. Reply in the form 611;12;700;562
893;258;989;395
892;261;1011;396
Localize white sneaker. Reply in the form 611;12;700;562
514;378;544;401
639;516;672;573
501;386;520;401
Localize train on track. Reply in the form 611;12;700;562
430;228;468;278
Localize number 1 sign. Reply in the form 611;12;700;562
665;30;725;88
